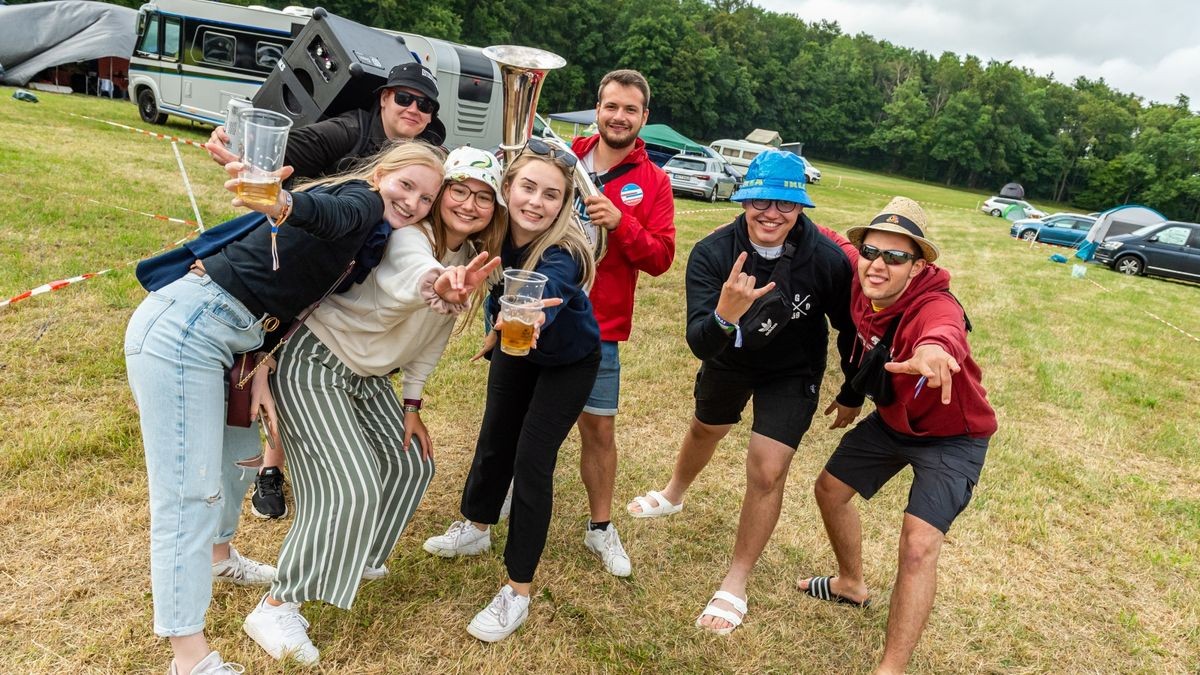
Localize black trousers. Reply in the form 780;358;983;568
461;346;600;583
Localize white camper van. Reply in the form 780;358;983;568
710;138;820;183
130;0;310;125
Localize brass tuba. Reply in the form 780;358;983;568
483;45;607;262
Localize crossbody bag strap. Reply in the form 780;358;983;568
234;261;357;389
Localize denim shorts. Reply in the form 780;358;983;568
582;341;620;416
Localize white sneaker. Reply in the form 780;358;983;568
584;522;632;577
466;585;530;642
212;546;276;586
243;595;320;666
169;651;244;675
361;564;389;581
498;481;514;521
422;521;491;557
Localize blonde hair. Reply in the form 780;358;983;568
499;152;596;291
294;140;445;194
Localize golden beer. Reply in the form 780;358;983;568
500;316;537;356
238;175;281;208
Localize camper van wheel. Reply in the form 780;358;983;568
990;208;1002;217
138;90;168;125
1114;255;1143;276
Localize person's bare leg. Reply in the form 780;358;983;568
211;541;230;563
629;417;732;513
798;470;869;603
874;514;944;675
699;433;793;631
169;633;211;674
578;412;617;522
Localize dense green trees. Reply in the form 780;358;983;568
69;0;1198;219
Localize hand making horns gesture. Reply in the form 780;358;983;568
714;251;776;325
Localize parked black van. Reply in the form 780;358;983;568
1094;221;1200;283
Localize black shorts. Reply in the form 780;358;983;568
693;365;819;449
825;412;989;533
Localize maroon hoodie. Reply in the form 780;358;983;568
849;263;997;439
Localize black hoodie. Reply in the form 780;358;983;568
685;212;863;407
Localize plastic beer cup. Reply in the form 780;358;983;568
499;295;540;356
238;108;292;208
502;269;548;301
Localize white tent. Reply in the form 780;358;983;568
1084;205;1166;243
0;1;137;86
1077;204;1166;260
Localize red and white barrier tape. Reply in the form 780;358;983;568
1;229;199;310
69;113;207;150
1085;276;1199;343
86;199;198;227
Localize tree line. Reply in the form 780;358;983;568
84;0;1200;219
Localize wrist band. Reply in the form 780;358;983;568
713;311;736;334
403;398;422;411
403;404;420;414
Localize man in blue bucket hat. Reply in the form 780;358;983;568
627;150;863;634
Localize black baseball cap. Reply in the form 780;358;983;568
376;62;440;103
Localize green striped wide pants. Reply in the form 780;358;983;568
268;326;434;609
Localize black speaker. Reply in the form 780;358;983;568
252;8;417;129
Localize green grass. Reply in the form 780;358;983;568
2;88;1199;673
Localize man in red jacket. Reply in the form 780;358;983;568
798;197;996;675
570;69;676;577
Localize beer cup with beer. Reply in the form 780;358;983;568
499;294;541;356
237;108;292;208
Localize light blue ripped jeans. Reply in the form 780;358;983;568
124;273;266;637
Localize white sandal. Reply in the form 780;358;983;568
627;490;683;519
695;590;747;636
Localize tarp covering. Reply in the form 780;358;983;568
639;123;703;153
549;109;597;125
0;1;137;86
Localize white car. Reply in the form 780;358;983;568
981;196;1046;219
798;156;821;184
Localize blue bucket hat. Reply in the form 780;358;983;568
730;150;815;208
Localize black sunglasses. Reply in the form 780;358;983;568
392;90;438;114
860;244;919;265
524;137;578;169
748;198;799;213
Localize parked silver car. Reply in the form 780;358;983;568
980;196;1046;219
664;155;741;202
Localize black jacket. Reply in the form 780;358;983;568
284;107;446;182
685;213;863;407
202;180;382;348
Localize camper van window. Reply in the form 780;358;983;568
202;33;236;66
137;15;160;55
163;17;181;60
721;148;736;159
255;42;284;69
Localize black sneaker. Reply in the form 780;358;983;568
251;467;287;519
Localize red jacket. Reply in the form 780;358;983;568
849;261;997;438
571;135;675;341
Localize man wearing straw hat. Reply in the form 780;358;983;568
204;62;446;179
629;149;862;634
797;197;996;674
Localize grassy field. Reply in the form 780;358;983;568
1;88;1198;674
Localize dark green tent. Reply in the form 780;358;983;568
639;124;704;153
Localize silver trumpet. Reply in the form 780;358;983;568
483;45;607;262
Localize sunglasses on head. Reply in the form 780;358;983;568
859;244;919;265
748;198;799;213
523;137;578;169
392;90;438;114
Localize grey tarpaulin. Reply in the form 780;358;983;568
0;1;137;86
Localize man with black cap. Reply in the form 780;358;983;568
628;149;862;635
204;61;446;179
797;197;996;674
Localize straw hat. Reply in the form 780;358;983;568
846;196;940;262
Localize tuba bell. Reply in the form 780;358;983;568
483;45;607;262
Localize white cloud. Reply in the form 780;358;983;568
755;0;1200;106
